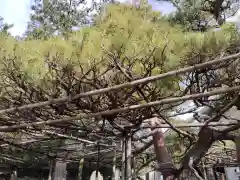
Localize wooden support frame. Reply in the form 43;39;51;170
234;136;240;163
53;161;67;180
96;142;101;180
78;158;84;180
112;142;117;180
48;160;55;180
121;140;125;180
10;169;17;180
124;133;132;180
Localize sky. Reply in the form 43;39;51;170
0;0;175;36
0;0;32;36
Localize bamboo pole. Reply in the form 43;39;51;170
0;86;239;132
235;136;240;163
48;160;54;180
78;158;84;180
53;161;67;180
132;156;136;180
112;142;117;180
10;169;17;180
121;140;125;180
124;135;132;180
96;142;100;180
0;52;239;115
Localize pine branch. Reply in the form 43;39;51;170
0;85;239;132
0;52;239;115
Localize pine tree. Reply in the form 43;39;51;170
161;0;240;31
0;16;13;33
25;0;94;39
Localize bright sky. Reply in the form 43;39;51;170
0;0;175;36
0;0;32;36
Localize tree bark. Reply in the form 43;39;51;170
180;128;216;169
175;126;235;178
152;128;175;179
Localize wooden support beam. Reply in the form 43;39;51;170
112;142;117;180
96;142;100;180
121;140;125;180
132;156;136;180
10;170;17;180
78;158;84;180
152;128;175;179
124;135;132;180
52;161;67;180
48;160;55;180
235;136;240;163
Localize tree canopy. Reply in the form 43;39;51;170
162;0;240;30
0;1;240;179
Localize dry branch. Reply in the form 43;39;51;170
42;130;114;147
0;52;239;115
141;122;238;129
0;86;239;132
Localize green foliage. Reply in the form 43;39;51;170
0;1;239;169
25;0;92;39
165;0;239;31
0;3;238;96
0;16;13;34
168;0;208;31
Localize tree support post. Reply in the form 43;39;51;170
124;133;132;180
48;160;55;180
235;136;240;163
78;158;84;180
10;169;17;180
96;142;101;180
121;139;125;180
150;119;175;179
112;142;117;180
132;156;136;180
53;161;67;180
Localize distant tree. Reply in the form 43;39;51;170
25;0;113;39
0;16;13;33
161;0;240;31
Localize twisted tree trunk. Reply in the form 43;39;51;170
148;118;175;179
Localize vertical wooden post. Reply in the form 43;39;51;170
124;134;132;180
202;160;207;180
235;136;240;163
78;158;84;180
48;160;54;180
53;161;67;180
96;142;100;180
112;142;117;180
151;120;175;179
132;156;136;180
146;172;149;180
121;139;125;180
10;169;17;180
